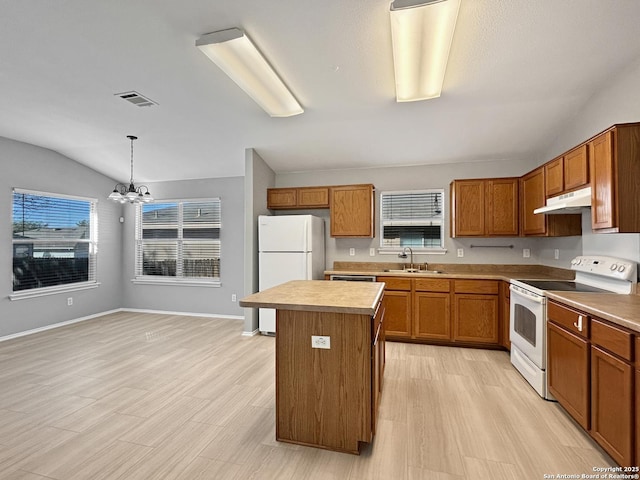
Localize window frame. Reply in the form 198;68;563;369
10;188;99;301
132;197;221;287
378;189;447;254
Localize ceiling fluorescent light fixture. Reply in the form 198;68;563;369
390;0;461;102
196;28;303;117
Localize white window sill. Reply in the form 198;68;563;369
131;278;221;287
377;248;447;255
9;282;100;301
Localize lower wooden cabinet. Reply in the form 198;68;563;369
382;290;412;339
591;345;634;467
636;364;640;466
453;294;499;344
414;292;451;340
547;321;590;430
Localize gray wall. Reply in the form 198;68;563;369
120;176;245;318
276;159;582;269
0;137;123;337
542;56;640;264
243;148;276;334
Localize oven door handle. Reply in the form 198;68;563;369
510;285;544;303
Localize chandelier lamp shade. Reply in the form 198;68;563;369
195;28;303;117
108;135;154;204
390;0;461;102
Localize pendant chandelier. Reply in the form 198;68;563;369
108;135;153;204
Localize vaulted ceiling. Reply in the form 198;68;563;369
2;0;640;183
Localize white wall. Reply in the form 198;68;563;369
276;159;583;269
0;137;123;337
120;176;245;317
543;56;640;264
243;148;275;334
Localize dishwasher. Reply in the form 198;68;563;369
329;274;377;282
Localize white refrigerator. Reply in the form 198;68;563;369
258;214;325;334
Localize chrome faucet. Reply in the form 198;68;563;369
399;247;414;270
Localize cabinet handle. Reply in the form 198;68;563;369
573;315;583;332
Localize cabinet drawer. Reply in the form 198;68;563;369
454;280;499;295
591;319;633;362
415;278;450;292
377;277;412;291
547;301;589;339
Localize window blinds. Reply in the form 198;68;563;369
136;199;221;279
380;190;444;248
12;189;97;292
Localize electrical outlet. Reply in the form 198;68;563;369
349;248;355;256
523;248;531;258
369;247;376;257
311;335;331;349
554;249;560;260
67;297;73;306
231;294;237;302
457;248;464;258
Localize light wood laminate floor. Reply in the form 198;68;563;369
0;312;615;479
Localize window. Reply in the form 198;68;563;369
135;199;221;283
12;189;97;293
380;189;445;250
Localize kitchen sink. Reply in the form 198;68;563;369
383;269;443;274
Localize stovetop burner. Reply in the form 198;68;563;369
515;279;608;293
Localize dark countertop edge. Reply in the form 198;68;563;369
545;292;640;334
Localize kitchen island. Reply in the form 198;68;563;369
240;280;385;454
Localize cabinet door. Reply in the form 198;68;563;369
563;145;589;191
547;322;590;430
486;178;519;236
383;290;412;339
414;292;451;340
545;157;564;197
589;131;616;230
330;185;374;238
267;188;297;209
298;187;329;208
591;346;633;466
520;167;547;235
451;180;485;236
453;294;499;344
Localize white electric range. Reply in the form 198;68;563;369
509;255;637;399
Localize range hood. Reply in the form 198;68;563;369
534;186;592;215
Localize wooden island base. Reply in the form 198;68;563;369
240;280;385;455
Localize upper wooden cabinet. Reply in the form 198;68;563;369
450;178;518;237
589;124;640;233
268;183;375;238
563;145;589;191
545;157;564;197
330;184;375;238
267;186;329;209
544;146;589;198
520;166;582;237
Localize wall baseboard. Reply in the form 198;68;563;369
0;308;245;343
120;308;244;320
242;329;260;337
0;308;122;343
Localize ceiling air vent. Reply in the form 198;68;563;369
115;91;158;107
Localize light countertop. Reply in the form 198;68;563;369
239;280;385;315
546;291;640;333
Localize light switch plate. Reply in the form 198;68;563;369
554;249;560;260
369;247;376;257
311;335;331;349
